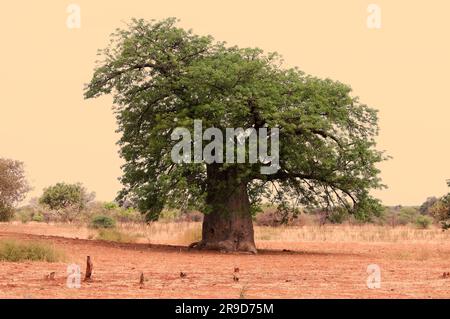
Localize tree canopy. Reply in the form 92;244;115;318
0;158;30;221
39;182;95;221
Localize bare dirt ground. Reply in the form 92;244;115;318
0;223;449;298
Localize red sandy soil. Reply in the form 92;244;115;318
0;225;449;298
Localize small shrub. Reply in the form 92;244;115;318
0;240;64;262
32;213;44;222
415;215;433;229
90;215;116;229
13;206;33;223
96;229;136;243
103;202;119;210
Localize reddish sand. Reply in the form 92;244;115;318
0;227;449;298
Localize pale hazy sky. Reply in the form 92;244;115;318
1;0;449;206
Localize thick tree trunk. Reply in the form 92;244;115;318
194;165;257;254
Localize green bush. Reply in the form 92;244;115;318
15;206;49;223
0;240;64;262
415;215;433;229
90;215;116;229
32;213;44;222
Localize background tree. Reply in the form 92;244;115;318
429;180;450;229
0;158;31;221
85;18;387;253
419;196;439;215
39;183;95;222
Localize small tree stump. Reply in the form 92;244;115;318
139;272;145;288
84;256;93;281
44;272;56;280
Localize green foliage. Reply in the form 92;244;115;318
429;195;450;229
85;18;387;221
376;206;421;227
32;213;45;222
397;207;419;225
426;181;450;229
415;215;433;229
39;183;95;221
0;240;64;262
15;203;52;223
90;215;116;229
0;158;30;221
103;202;119;210
39;183;93;211
0;204;15;222
327;208;349;224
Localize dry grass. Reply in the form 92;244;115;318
255;224;450;243
96;229;139;243
0;239;65;262
176;226;202;245
2;221;450;245
116;222;450;244
115;221;202;245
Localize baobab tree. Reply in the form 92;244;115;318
85;18;386;253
